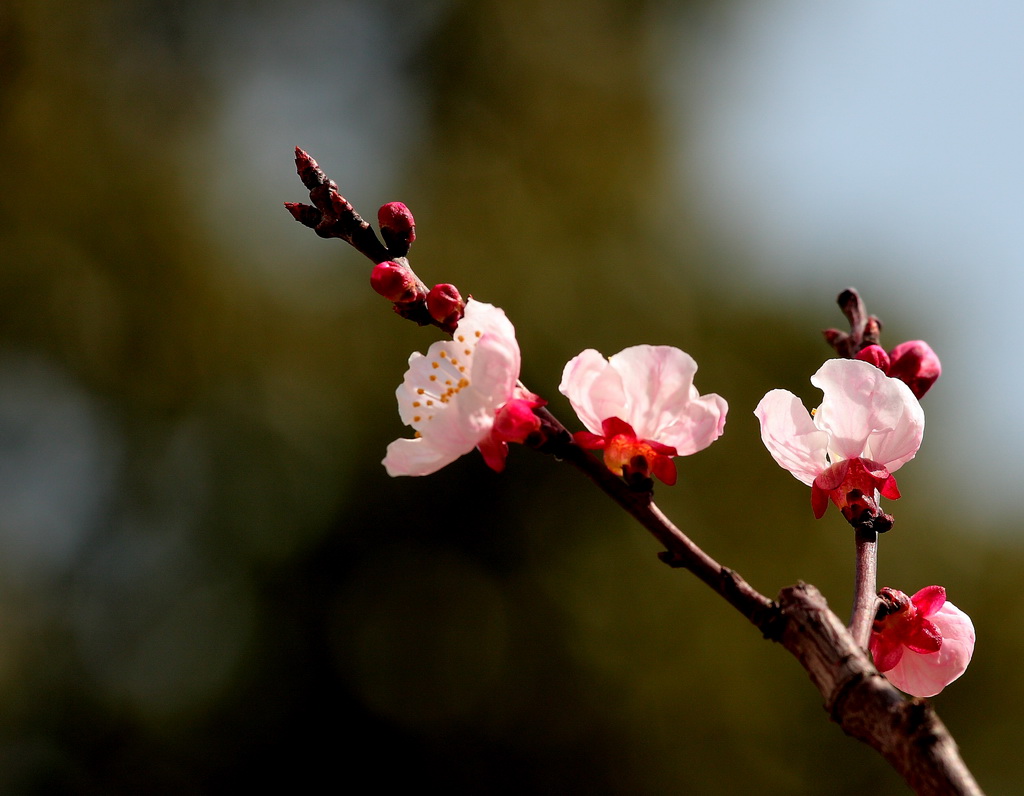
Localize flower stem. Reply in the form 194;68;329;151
850;526;879;649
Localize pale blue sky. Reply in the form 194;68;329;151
674;0;1024;526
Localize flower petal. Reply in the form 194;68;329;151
811;359;924;471
604;346;697;437
754;389;829;486
559;349;627;435
383;436;464;477
560;345;727;455
385;299;522;477
911;585;947;617
656;393;729;456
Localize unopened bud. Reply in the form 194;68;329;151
492;397;543;444
426;283;465;330
887;340;941;399
370;261;423;303
378;202;416;257
294;147;331;191
855;344;890;372
284;201;322;229
823;328;850;356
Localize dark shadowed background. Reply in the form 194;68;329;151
0;1;1020;793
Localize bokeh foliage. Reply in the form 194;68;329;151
0;0;1019;792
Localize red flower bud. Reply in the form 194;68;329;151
855;344;891;372
370;261;423;303
426;283;465;330
887;340;941;399
378;202;416;257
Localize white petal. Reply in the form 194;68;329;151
385;299;521;477
812;359;924;471
754;389;829;486
383;437;466;477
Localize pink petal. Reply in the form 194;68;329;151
754;390;829;486
386;299;521;477
657;393;729;456
604;346;697;437
559;349;627;435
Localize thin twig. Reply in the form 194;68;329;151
850;526;880;649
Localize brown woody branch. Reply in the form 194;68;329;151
287;153;985;796
538;410;981;794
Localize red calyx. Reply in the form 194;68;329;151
811;457;899;531
574;416;678;489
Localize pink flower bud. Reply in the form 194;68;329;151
887;340;941;399
854;344;891;372
370;261;422;303
491;395;544;444
426;283;465;330
870;585;975;697
378;202;416;257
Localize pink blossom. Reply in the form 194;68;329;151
383;300;543;476
870;586;976;698
754;359;924;528
559;345;727;486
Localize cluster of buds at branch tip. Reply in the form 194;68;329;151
285;148;389;263
823;288;941;399
288;150;467;333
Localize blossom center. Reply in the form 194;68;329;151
406;330;482;432
573;416;679;488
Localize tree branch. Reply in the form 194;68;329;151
287;154;985;795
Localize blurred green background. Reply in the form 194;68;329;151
0;0;1019;793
